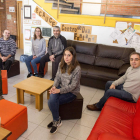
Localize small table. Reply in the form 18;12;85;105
0;127;12;140
13;76;54;111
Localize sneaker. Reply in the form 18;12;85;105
38;74;44;78
0;95;4;100
50;78;54;81
33;73;38;77
47;121;53;129
50;117;62;134
27;73;33;78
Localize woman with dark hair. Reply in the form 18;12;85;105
25;27;46;77
47;47;81;134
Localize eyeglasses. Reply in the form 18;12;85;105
130;58;140;61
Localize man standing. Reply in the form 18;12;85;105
87;52;140;111
38;26;67;79
0;29;16;71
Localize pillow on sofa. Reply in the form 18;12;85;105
118;64;130;76
133;97;140;140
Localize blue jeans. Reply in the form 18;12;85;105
96;81;136;109
48;86;76;121
25;55;41;74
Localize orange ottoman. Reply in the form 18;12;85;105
0;99;28;140
31;62;48;75
1;70;8;95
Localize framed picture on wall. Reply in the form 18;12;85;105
24;5;31;19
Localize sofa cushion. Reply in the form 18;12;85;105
98;133;135;140
87;66;119;81
95;57;124;69
95;44;135;69
133;97;140;140
80;63;93;75
105;97;136;114
77;53;95;65
118;64;130;76
72;41;97;55
91;105;135;139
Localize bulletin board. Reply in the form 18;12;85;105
113;21;140;44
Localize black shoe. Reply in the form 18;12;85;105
27;73;33;78
0;95;4;100
47;121;53;129
38;74;44;78
33;73;38;77
50;117;62;134
50;78;54;81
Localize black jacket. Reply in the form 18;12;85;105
48;35;67;57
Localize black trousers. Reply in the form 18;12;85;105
39;53;62;78
0;70;3;96
0;58;12;72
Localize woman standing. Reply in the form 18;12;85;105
25;27;46;77
48;47;81;134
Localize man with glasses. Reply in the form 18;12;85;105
87;52;140;111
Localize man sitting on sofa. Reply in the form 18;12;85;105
0;29;16;71
87;52;140;111
38;26;67;80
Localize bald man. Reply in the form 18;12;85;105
0;29;16;71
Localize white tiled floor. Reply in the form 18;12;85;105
4;49;104;140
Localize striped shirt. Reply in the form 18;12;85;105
0;37;16;57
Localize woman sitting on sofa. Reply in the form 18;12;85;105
47;47;81;134
25;27;46;78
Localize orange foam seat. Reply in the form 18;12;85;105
30;62;48;75
0;99;28;140
1;70;8;94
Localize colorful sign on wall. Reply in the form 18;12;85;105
34;6;57;27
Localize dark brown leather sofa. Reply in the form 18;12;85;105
67;40;135;89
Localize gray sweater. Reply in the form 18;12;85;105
32;38;46;58
112;66;140;102
53;63;81;95
48;36;64;56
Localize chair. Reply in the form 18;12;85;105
8;60;20;78
30;62;48;75
59;93;83;120
1;70;8;94
0;99;28;140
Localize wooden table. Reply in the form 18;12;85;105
13;76;54;111
0;127;12;140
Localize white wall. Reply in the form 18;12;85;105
82;0;101;16
23;0;128;55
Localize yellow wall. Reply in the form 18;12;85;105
33;0;140;27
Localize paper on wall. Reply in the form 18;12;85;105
127;34;140;53
117;34;126;45
134;24;140;33
116;22;127;31
25;29;31;40
110;29;121;40
124;27;135;41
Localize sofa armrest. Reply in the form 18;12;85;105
98;133;135;140
118;64;130;76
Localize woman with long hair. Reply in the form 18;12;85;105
25;27;46;77
47;47;81;134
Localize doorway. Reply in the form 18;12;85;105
17;1;23;49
